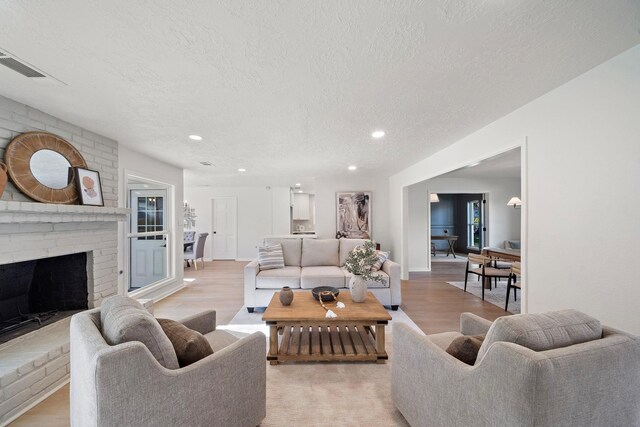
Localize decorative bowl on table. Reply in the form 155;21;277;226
311;286;339;302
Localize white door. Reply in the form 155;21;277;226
212;197;237;259
130;190;168;289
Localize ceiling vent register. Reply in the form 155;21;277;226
0;51;46;78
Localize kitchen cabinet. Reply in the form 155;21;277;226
292;193;310;220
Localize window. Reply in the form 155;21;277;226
467;200;481;249
136;196;165;240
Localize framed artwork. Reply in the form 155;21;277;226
336;191;371;239
73;167;104;206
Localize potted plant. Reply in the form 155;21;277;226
344;240;386;302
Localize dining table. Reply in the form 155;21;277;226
481;247;521;262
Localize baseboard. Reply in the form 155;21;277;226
235;258;253;262
154;282;186;302
409;267;429;272
2;376;69;426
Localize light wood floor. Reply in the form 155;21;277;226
10;259;508;426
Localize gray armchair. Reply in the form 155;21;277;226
392;311;640;427
70;308;266;427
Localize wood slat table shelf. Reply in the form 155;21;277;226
262;291;391;364
275;323;380;362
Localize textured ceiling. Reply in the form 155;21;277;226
0;1;639;187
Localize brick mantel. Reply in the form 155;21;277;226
0;201;129;223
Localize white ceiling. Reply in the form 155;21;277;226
0;1;639;187
440;147;521;180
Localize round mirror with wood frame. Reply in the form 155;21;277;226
4;131;88;204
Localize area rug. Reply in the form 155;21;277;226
218;307;419;427
446;280;520;314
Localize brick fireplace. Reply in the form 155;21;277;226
0;252;89;344
0;201;128;424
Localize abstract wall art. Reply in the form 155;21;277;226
336;191;371;239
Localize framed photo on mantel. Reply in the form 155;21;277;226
336;191;371;239
73;167;104;206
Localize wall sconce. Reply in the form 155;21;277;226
507;197;522;209
430;193;440;203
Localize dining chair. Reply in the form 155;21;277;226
505;261;522;311
464;253;512;300
184;232;208;270
491;257;512;287
184;231;196;245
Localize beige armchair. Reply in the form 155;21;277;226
392;310;640;427
70;307;266;427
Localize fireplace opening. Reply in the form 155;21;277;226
0;252;88;343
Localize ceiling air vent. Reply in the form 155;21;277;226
0;49;65;85
0;52;46;78
200;161;213;166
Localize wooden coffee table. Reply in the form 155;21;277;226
262;291;392;365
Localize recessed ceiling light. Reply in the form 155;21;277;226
238;168;246;172
348;165;357;171
189;135;202;141
298;190;303;193
295;183;301;187
371;130;385;139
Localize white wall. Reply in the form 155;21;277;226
118;146;184;300
271;187;292;234
312;175;391;251
407;177;521;271
390;44;640;333
183;186;290;260
184;174;391;261
407;182;429;271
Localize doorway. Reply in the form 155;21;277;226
211;197;237;260
408;146;522;274
430;193;486;257
127;177;173;292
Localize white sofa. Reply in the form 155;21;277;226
244;238;401;312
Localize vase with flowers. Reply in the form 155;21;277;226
343;240;386;302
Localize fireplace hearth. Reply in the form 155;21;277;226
0;252;88;343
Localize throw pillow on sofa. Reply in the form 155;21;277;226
371;251;389;272
258;244;285;270
507;240;521;249
158;318;214;367
101;295;180;369
446;335;485;365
